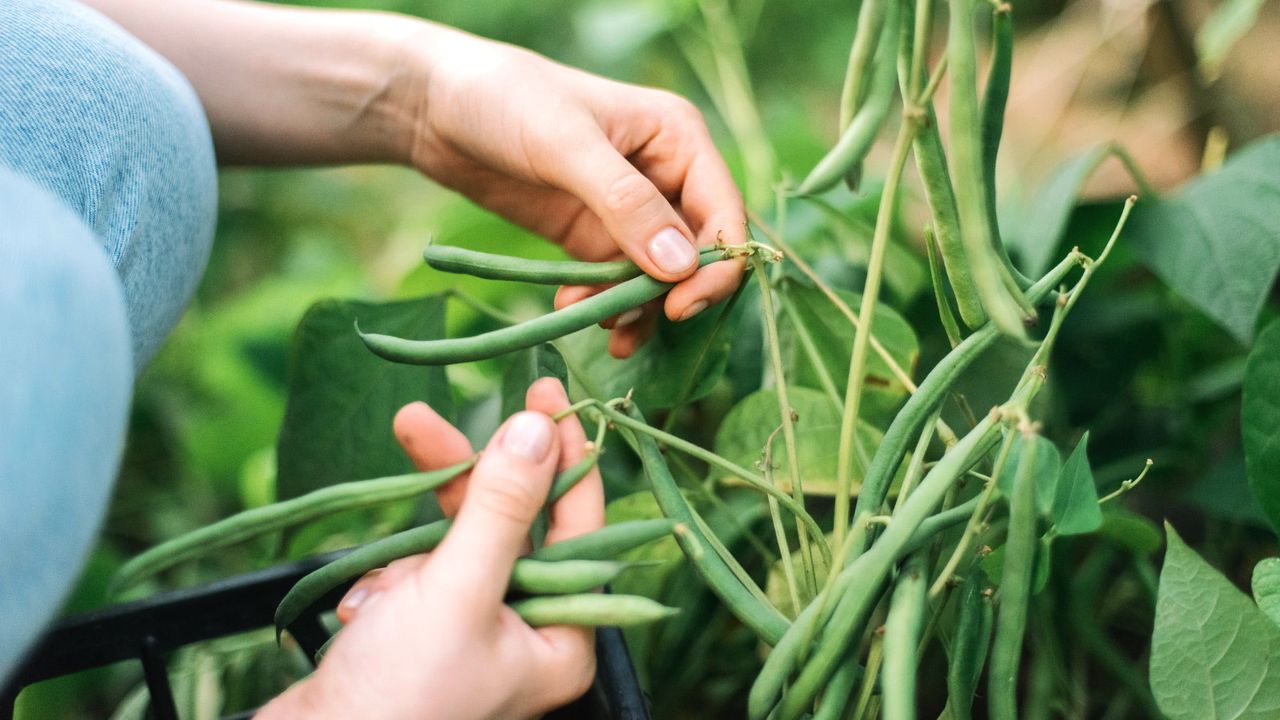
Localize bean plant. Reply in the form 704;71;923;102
118;0;1280;717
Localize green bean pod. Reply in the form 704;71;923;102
795;0;900;196
837;0;890;130
529;518;677;562
846;255;1076;563
881;554;928;720
425;244;724;285
812;647;862;720
913;112;987;328
275;519;452;637
508;559;632;595
752;416;1002;720
622;404;791;645
988;432;1039;720
508;593;678;628
114;458;476;593
946;570;994;720
359;252;726;366
548;452;599;503
276;518;673;637
947;0;1035;337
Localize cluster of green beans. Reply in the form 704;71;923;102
275;518;679;638
360;246;730;366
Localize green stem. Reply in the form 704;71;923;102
753;255;819;595
764;427;803;615
834;117;917;549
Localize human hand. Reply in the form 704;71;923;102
258;378;605;720
398;25;747;357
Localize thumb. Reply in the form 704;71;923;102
427;411;560;606
554;130;700;283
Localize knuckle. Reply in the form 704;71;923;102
472;474;543;525
604;172;660;219
547;654;597;706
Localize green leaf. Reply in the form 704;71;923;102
1008;145;1112;277
1052;432;1103;536
779;280;918;427
1245;319;1280;536
558;307;733;409
1253;558;1280;628
1151;524;1280;719
1197;0;1267;79
995;434;1061;517
1098;508;1162;557
1127;137;1280;344
276;296;453;499
713;387;889;496
501;343;568;418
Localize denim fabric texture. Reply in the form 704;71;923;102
0;167;132;678
0;0;218;372
0;0;218;681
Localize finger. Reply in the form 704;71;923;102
548;125;701;284
607;305;658;359
335;555;429;624
663;256;747;322
426;411;560;606
393;401;475;517
527;624;598;710
523;378;605;545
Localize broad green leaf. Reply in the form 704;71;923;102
801;195;929;302
1196;0;1267;79
501;343;568;418
1052;433;1103;536
558;306;734;409
1150;524;1280;719
1253;558;1280;628
1244;319;1280;536
1008;145;1112;277
713;387;888;496
1127;137;1280;344
276;296;453;498
1098;508;1162;557
779;280;918;427
995;434;1061;517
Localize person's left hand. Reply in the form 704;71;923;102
397;25;748;357
257;378;605;720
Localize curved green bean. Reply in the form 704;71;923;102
622;404;790;645
947;0;1034;337
529;518;676;562
988;431;1039;720
946;570;993;720
796;0;900;196
509;593;678;628
980;3;1012;238
812;647;862;720
425;244;724;285
276;517;664;637
548;452;599;504
114;458;476;593
359;252;725;365
881;554;927;720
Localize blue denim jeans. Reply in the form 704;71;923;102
0;0;216;678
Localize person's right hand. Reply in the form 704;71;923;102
257;378;605;720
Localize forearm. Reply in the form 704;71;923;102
83;0;437;166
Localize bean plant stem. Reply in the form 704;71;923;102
834;117;918;549
764;427;804;614
753;254;819;595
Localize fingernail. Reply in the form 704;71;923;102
679;300;709;321
501;411;554;461
615;308;643;328
342;587;370;611
647;227;697;275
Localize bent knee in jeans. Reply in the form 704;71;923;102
0;0;218;371
0;167;132;678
